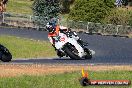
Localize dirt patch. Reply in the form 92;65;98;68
0;64;132;77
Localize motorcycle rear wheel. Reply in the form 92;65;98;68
64;46;81;60
84;48;92;59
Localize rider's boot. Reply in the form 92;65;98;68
52;44;57;51
52;44;64;58
56;50;65;58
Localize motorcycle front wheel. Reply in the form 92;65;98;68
0;45;12;62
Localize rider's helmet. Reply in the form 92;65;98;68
46;22;55;33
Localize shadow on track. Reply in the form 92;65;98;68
9;57;92;64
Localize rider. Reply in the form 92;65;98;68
46;18;86;56
46;21;68;50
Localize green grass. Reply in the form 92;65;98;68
0;35;56;59
0;70;131;88
7;0;33;15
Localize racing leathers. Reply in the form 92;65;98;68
48;25;85;51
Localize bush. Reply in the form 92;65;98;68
60;0;71;13
128;13;132;26
103;8;132;26
68;0;114;23
60;0;75;14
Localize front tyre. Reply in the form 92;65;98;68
0;45;12;62
1;52;12;62
64;46;81;60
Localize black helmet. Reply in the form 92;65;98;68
46;22;55;33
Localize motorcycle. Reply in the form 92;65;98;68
52;28;94;60
0;44;12;62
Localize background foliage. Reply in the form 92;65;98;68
68;0;115;23
60;0;75;14
32;0;60;25
7;0;132;26
103;8;132;26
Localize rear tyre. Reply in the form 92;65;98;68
84;48;92;59
64;46;81;59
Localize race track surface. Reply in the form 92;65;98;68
0;27;48;41
0;27;132;65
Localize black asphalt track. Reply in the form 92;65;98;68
0;27;132;64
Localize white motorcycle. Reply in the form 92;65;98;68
53;29;93;60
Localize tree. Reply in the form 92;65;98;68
60;0;70;13
69;0;114;23
60;0;75;14
32;0;60;26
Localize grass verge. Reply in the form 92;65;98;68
7;0;33;15
0;70;131;88
0;35;56;59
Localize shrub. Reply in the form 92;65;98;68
60;0;71;13
103;8;132;26
60;0;75;14
68;0;114;23
128;13;132;26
